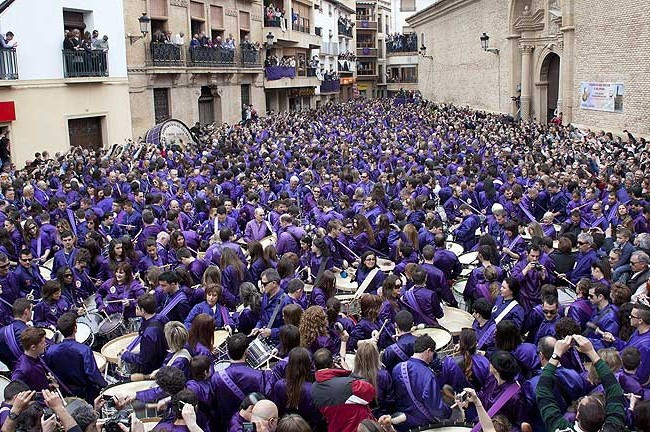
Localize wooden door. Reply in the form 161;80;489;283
68;117;103;151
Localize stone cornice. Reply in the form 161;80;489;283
406;0;480;28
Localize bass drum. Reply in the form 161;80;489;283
409;422;473;432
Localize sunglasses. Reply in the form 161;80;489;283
260;280;275;287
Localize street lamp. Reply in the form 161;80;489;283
265;32;275;48
419;44;432;59
128;13;151;44
480;32;499;54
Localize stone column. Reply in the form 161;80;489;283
556;41;564;116
520;45;534;121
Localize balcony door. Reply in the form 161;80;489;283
198;86;214;125
68;117;103;151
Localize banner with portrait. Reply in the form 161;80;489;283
578;82;624;112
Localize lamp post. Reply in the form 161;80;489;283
419;44;432;59
480;32;499;54
265;32;276;48
128;13;151;45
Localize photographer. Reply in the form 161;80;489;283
153;389;203;432
453;388;504;432
511;245;551;313
2;389;79;432
536;335;626;432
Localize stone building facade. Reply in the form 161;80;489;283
407;0;650;136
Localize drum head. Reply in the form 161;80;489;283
452;280;467;295
412;327;452;351
376;258;395;272
446;242;464;257
99;314;124;335
75;322;93;344
42;328;55;340
344;353;355;370
440;306;475;337
460;268;472;277
409;425;472;432
458;251;478;266
101;332;139;363
336;273;358;292
93;351;107;372
214;330;229;347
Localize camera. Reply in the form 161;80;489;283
243;422;257;432
533;262;544;271
103;410;131;432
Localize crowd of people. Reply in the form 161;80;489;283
265;4;287;31
0;98;649;432
385;34;418;54
337;16;354;36
63;29;109;52
265;55;296;68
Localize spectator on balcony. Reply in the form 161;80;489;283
93;35;109;52
190;35;201;48
81;31;93;52
225;34;236;51
1;32;16;49
91;30;100;47
173;32;185;46
63;29;82;51
199;33;210;47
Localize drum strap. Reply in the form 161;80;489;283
477;323;496;350
391;343;409;362
217;368;246;400
219;305;230;328
168;349;192;366
2;324;22;359
494;299;519;324
37;235;42;259
399;362;437;423
66;209;77;236
402;289;438;327
39;356;73;395
469;382;520;432
312;257;329;288
354;268;380;299
267;293;287;330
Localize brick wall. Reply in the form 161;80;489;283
571;0;650;136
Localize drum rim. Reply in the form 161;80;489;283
101;379;156;395
98;314;125;335
408;421;474;432
412;327;453;347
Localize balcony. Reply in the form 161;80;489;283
387;76;418;84
265;65;296;80
356;19;377;30
0;49;18;80
149;43;185;67
62;50;108;78
357;70;377;80
320;79;340;94
241;48;262;67
338;59;355;74
338;23;353;38
264;66;319;89
357;47;378;57
188;46;236;67
386;35;419;55
264;16;287;29
321;42;339;56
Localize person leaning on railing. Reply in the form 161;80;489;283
536;335;626;432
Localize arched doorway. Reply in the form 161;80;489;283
540;52;560;123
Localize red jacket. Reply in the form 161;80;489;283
311;368;376;432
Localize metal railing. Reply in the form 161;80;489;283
0;48;18;80
357;69;376;76
357;47;378;57
387;76;418;83
241;48;261;67
386;35;418;54
188;46;235;66
356;19;377;30
264;16;287;28
62;50;108;78
150;43;184;67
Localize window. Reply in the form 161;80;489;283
239;11;250;30
154;88;170;124
190;1;205;18
291;2;310;33
378;15;382;31
400;0;415;12
63;10;86;32
241;84;251;108
210;5;224;29
150;0;168;17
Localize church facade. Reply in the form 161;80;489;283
407;0;650;136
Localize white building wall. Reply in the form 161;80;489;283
315;0;339;74
0;0;127;80
390;0;435;34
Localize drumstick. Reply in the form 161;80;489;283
105;298;136;304
549;269;577;288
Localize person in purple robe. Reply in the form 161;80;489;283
565;233;599;284
244;207;273;243
33;280;74;328
476;350;525;429
0;298;32;369
228;391;266;432
351;341;395;418
600;301;650;384
421;245;456;307
400;266;444;328
248;241;276;286
440;328;490;393
209;333;265;432
44;312;107;402
494;320;541;378
13;248;46;299
185;284;234;330
270;347;325;430
276;214;306;256
221;247;251;309
584;283;620;341
392;334;450;430
452;205;480;251
309;270;336;309
381;310;415;373
121;294;169;376
349;294;393;351
432;234;463;281
511;244;551;313
532;295;560;345
139;238;168;278
157;321;192;380
471;299;496;351
186;313;217;363
565;278;594;330
491;277;525;329
11;327;51;391
354;252;386;296
95;262;144;319
253;269;293;341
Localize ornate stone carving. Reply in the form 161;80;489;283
251;14;262;22
520;44;534;55
226;9;238;17
513;8;546;32
170;0;188;7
